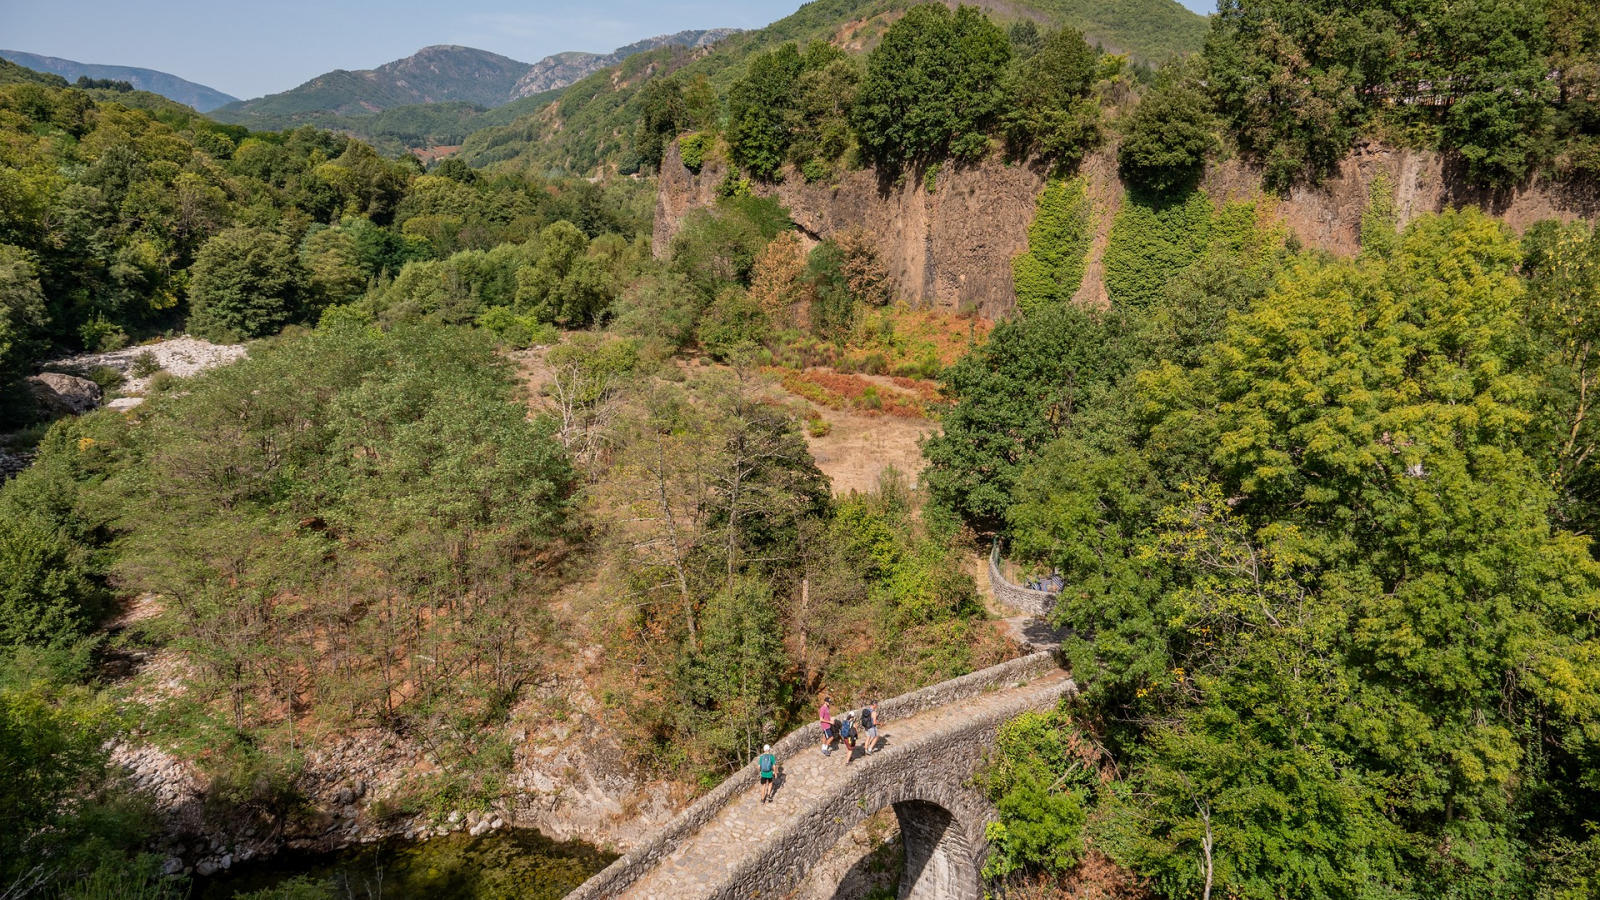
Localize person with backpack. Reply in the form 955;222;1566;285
818;694;834;756
758;744;778;802
838;713;858;761
861;700;881;755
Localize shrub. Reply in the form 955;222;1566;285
144;371;176;395
697;287;771;358
679;132;714;174
202;745;306;823
0;512;105;650
85;366;124;393
77;315;127;353
129;351;160;378
55;857;186;900
477;306;560;349
234;876;337;900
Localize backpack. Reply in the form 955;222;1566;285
860;708;874;729
839;718;855;739
759;753;775;775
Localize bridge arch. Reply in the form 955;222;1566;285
893;799;980;900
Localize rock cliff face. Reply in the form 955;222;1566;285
653;142;1600;318
654;144;1052;319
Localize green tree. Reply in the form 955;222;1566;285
0;244;46;389
672;577;789;763
1002;27;1102;166
1019;209;1600;899
727;44;805;180
1523;220;1600;535
300;227;367;309
1117;65;1217;195
852;4;1012;164
634;77;689;173
922;304;1138;532
516;220;615;325
0;678;122;889
187;226;309;340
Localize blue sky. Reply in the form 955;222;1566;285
0;0;1216;100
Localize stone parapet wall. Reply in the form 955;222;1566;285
988;542;1058;619
712;682;1071;900
565;650;1062;900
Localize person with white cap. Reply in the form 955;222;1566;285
758;744;778;802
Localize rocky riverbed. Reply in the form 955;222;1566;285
2;337;249;480
52;336;249;398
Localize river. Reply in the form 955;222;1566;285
194;829;615;900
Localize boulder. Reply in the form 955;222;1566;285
27;373;102;415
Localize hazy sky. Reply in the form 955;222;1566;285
0;0;1216;100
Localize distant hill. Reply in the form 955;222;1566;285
215;46;533;119
0;50;238;111
512;29;740;98
457;0;1208;176
212;30;740;126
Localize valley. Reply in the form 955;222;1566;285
0;0;1597;897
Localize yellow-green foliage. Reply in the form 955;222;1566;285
679;131;714;174
1012;177;1093;314
1101;188;1214;308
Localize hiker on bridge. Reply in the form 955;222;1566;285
838;712;859;761
818;694;835;756
758;744;777;802
861;699;881;755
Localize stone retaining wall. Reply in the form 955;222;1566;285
988;542;1058;619
565;650;1061;900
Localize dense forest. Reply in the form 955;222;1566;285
0;0;1598;897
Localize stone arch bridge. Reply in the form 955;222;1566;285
566;651;1075;900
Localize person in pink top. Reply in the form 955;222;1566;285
818;693;834;756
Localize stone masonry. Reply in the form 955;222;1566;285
566;652;1074;900
988;542;1058;619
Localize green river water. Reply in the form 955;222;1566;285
194;829;616;900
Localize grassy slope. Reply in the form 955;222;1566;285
457;0;1206;176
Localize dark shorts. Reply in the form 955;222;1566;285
760;773;774;783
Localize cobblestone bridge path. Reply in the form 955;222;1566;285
569;652;1074;900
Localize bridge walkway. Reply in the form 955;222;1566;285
616;668;1075;900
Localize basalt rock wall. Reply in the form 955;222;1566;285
653;142;1599;319
654;143;1052;320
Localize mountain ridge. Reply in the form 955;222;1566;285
212;30;740;124
0;49;238;111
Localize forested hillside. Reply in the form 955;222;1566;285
0;50;238;111
211;46;535;118
458;0;1203;176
